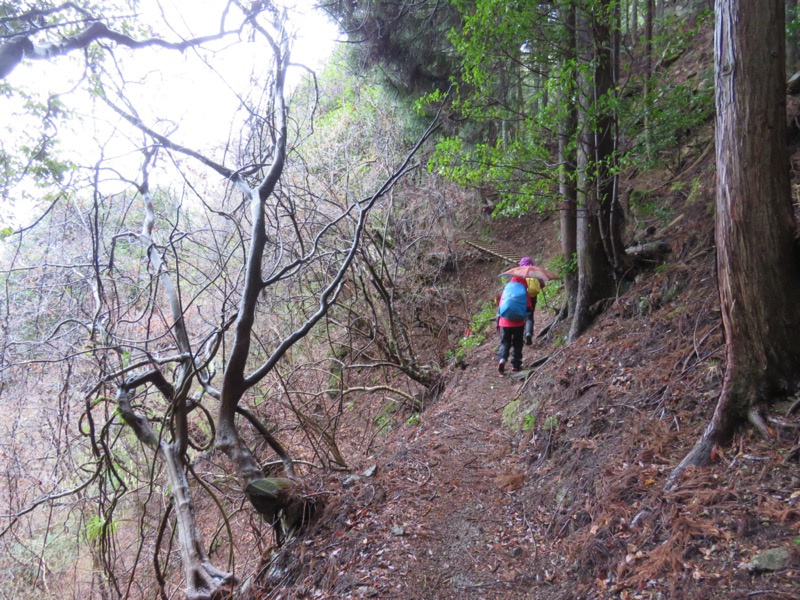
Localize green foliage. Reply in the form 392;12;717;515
629;189;672;224
447;300;497;365
295;56;429;206
521;413;535;431
686;177;703;204
543;415;559;431
534;254;572;312
549;253;576;278
788;5;800;68
619;13;714;173
406;413;421;426
502;397;541;432
621;79;714;172
374;401;400;434
326;0;460;96
85;515;118;543
428;4;714;215
421;0;622;218
502;398;521;429
470;300;498;335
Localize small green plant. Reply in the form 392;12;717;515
669;180;685;193
538;281;562;313
629;189;672;223
470;300;498;334
459;335;482;352
638;297;651;316
686;177;702;204
374;413;393;434
502;398;521;429
374;400;399;434
543;415;559;431
521;413;536;431
548;253;576;277
85;516;117;543
406;413;421;426
667;305;686;318
448;300;497;365
553;334;567;348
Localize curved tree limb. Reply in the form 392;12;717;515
242;117;442;390
115;384;234;599
236;406;296;478
1;19;242;80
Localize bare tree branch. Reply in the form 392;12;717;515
1;18;244;80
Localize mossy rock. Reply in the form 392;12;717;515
246;477;295;517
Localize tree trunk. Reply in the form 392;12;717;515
116;387;233;599
644;0;655;160
558;3;578;322
670;0;800;483
592;1;627;273
787;0;800;74
569;6;616;342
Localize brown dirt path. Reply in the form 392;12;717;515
261;206;800;600
283;337;563;599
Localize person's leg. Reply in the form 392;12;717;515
524;317;534;345
497;327;511;372
510;326;524;370
525;297;537;345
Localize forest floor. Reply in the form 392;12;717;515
249;25;800;597
253;188;800;599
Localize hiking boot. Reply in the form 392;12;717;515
498;359;506;374
525;335;532;346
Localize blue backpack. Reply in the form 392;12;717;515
498;281;528;321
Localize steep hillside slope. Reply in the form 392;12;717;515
249;162;800;598
247;23;800;600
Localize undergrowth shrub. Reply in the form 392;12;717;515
619;11;714;173
447;300;497;364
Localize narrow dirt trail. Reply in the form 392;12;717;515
311;339;561;599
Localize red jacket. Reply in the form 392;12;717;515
498;276;532;328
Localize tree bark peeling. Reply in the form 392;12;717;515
670;0;800;487
116;387;233;599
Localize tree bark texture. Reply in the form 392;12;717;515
674;0;800;476
591;2;627;273
559;4;578;321
116;387;233;599
569;6;615;342
787;0;800;74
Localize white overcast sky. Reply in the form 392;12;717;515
1;0;340;226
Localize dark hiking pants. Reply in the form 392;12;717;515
498;325;524;369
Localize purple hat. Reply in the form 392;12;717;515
519;256;533;266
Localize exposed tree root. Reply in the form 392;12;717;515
786;442;800;462
747;407;772;440
664;432;714;491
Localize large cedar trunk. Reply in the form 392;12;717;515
569;6;615;342
557;3;578;323
558;114;578;322
593;2;627;272
672;0;800;478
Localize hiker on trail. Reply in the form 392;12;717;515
496;273;533;374
518;256;545;346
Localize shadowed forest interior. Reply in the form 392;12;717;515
2;1;800;599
